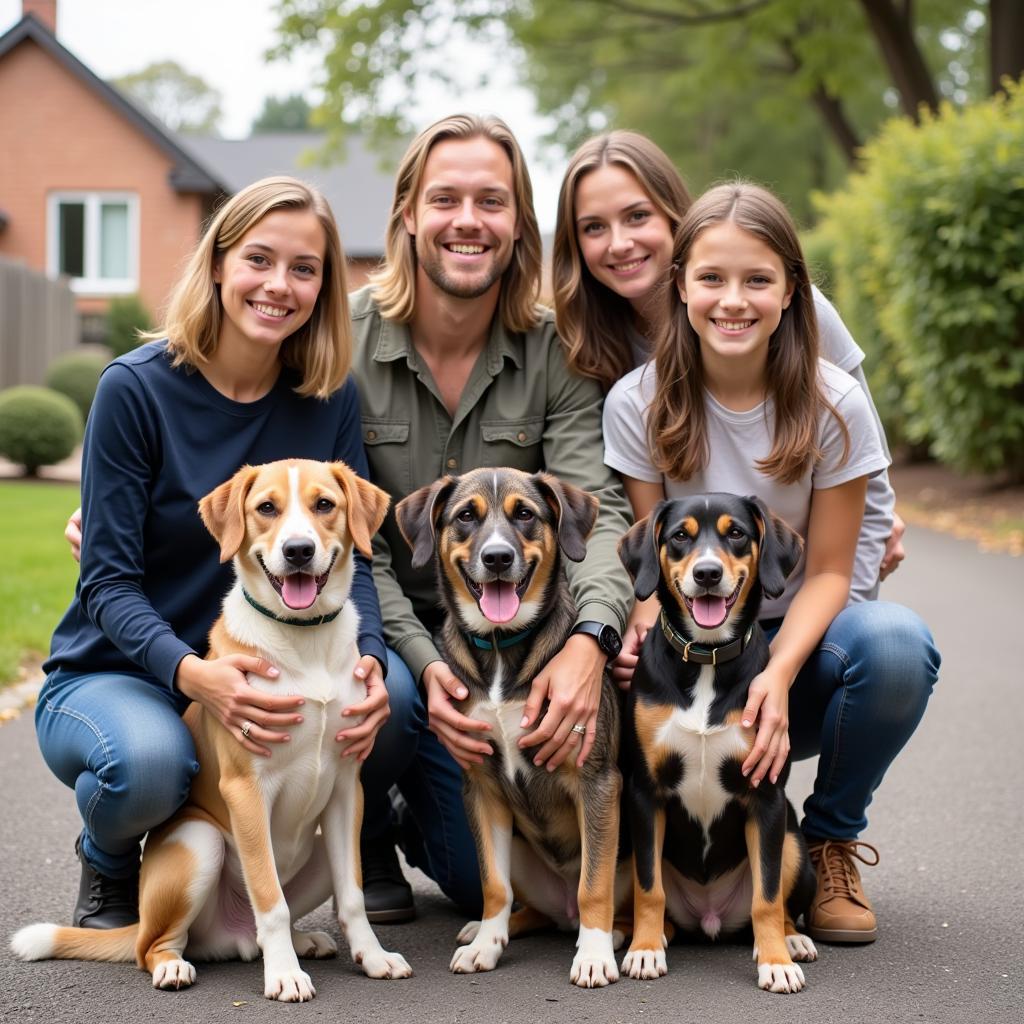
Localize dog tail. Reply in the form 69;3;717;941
11;921;138;963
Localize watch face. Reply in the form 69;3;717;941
600;625;623;658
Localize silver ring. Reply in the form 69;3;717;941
241;720;253;739
571;723;586;736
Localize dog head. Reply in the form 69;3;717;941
199;459;390;617
395;467;598;635
619;493;803;644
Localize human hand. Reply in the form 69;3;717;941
66;507;83;563
610;622;650;691
740;666;791;787
879;512;906;580
518;634;605;770
175;653;304;757
336;655;390;761
422;660;492;771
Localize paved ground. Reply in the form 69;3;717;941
1;525;1021;1023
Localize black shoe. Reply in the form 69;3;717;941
360;830;415;924
72;837;139;929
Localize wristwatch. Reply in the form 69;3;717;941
569;621;623;659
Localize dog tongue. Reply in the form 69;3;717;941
692;595;727;629
282;573;317;610
479;581;520;624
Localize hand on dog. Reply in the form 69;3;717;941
610;622;650;691
879;512;906;580
336;655;390;761
740;666;791;787
422;661;493;771
66;507;83;562
176;653;303;757
519;634;604;770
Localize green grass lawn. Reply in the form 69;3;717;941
0;480;80;684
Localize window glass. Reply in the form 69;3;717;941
100;202;129;279
59;202;85;278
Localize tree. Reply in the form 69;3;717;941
111;61;222;134
252;93;313;133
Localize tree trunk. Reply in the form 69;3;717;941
858;0;939;119
990;0;1024;93
810;83;862;164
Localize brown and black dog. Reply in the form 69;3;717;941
618;493;817;993
396;467;626;988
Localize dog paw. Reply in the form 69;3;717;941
570;950;619;988
264;968;316;1002
456;920;481;944
450;938;506;974
356;949;412;979
757;962;806;994
621;947;667;980
152;958;196;990
293;929;337;959
786;932;817;962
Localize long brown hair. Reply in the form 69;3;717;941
369;113;543;334
553;131;691;392
649;182;849;485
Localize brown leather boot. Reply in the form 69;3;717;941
806;839;880;944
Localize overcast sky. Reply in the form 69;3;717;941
1;0;561;228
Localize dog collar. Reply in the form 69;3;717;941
242;588;344;627
658;610;754;665
464;625;538;651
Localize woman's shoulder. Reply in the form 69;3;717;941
607;361;656;405
817;356;862;401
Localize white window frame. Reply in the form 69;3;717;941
46;191;140;296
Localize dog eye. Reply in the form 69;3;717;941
514;506;534;522
672;530;688;542
315;498;335;513
256;501;277;517
727;527;745;540
457;508;476;523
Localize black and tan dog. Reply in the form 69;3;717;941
396;467;625;988
618;493;817;994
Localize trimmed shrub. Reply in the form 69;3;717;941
814;80;1024;478
106;294;153;358
0;387;83;476
45;349;110;423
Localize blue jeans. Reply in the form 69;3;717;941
360;649;482;916
780;601;940;841
36;670;199;879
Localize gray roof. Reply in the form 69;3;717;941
179;134;400;258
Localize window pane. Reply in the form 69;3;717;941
100;202;129;279
59;202;85;277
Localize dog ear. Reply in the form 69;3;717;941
618;500;670;600
744;495;804;599
395;476;457;570
532;473;599;563
198;465;259;563
330;463;391;558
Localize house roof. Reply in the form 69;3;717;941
179;133;399;258
0;14;226;195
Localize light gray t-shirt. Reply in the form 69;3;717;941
604;357;890;619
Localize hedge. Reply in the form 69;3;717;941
0;387;83;476
45;349;110;423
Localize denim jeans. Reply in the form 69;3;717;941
360;649;482;915
35;670;199;879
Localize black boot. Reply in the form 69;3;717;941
72;837;139;929
359;829;415;924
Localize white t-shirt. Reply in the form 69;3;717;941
603;358;890;620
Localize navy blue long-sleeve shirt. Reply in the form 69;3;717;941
45;341;386;695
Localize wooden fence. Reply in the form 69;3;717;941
0;256;80;390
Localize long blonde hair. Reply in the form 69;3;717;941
649;182;849;485
369;113;543;334
150;176;350;399
553;131;691;392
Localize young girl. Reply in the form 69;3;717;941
42;177;390;929
601;181;939;945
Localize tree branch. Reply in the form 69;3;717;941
858;0;938;119
589;0;772;28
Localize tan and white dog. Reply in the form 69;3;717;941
12;459;412;1001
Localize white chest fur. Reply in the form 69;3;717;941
657;665;749;855
465;655;533;784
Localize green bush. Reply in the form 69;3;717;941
814;80;1024;478
106;294;153;358
0;387;83;476
45;349;110;423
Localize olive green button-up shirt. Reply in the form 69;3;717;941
349;286;633;682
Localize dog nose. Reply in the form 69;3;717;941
481;543;515;572
283;538;316;569
692;560;723;588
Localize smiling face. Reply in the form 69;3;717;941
678;220;794;370
574;163;674;312
402;135;520;302
214;207;326;356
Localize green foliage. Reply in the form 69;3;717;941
815;80;1024;478
0;387;83;477
252;93;313;133
106;295;153;358
0;481;80;684
111;60;222;134
45;350;110;423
